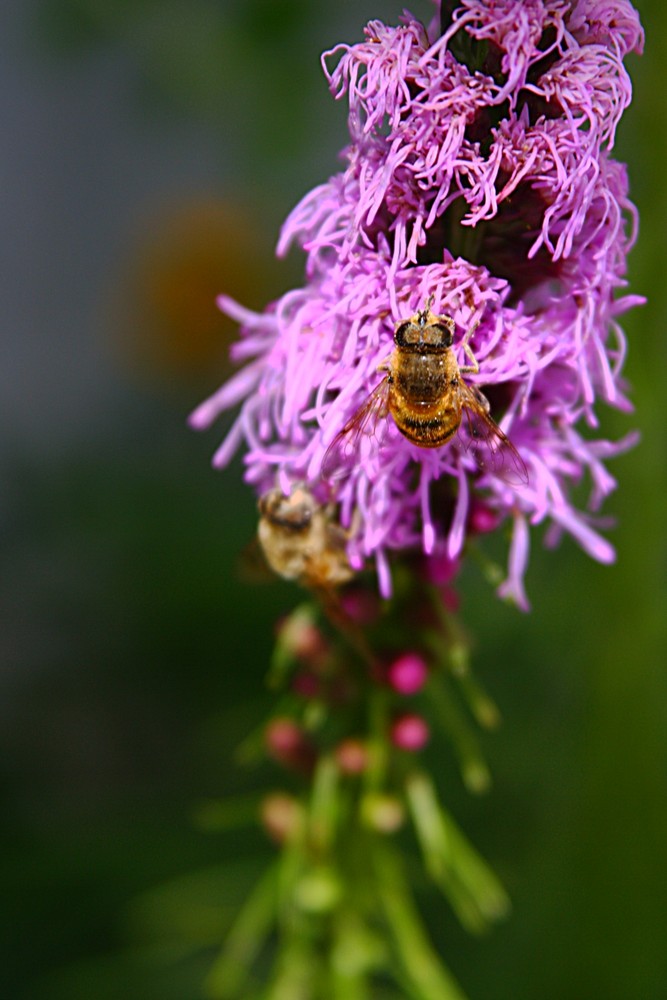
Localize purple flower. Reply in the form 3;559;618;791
191;1;643;608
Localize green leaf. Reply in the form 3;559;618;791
308;754;340;854
428;677;492;794
373;843;469;1000
330;910;386;984
405;771;510;933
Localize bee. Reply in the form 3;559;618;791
323;298;528;484
258;486;378;667
257;485;354;590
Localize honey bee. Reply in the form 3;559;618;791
324;298;528;484
257;485;354;589
258;486;378;667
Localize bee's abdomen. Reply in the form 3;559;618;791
390;396;460;447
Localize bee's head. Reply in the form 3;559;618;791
259;487;314;533
394;307;454;352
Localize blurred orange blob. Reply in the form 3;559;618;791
114;195;286;385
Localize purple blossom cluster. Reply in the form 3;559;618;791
191;0;643;607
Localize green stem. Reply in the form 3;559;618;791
373;842;469;1000
309;753;340;856
426;589;501;730
428;676;492;794
364;687;391;793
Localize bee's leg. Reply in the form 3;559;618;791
376;354;394;374
459;317;481;374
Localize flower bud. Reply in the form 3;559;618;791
291;671;321;699
423;552;460;587
265;717;316;772
360;792;405;834
260;792;304;844
277;612;329;670
386;652;428;695
294;867;342;913
468;500;500;535
334;737;369;775
338;587;380;625
391;713;430;752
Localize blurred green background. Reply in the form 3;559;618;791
1;1;665;998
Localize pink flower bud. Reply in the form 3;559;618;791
335;738;369;775
468;501;500;536
391;713;430;752
338;587;380;625
423;552;460;587
265;718;315;772
387;652;428;695
278;615;329;668
291;672;321;699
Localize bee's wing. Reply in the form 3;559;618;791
459;382;528;485
237;536;276;584
322;377;390;481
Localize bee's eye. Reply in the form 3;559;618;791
425;321;454;346
394;320;416;346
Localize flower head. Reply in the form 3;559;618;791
191;1;643;606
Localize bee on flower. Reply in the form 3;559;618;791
191;0;644;608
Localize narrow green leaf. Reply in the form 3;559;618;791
454;670;502;730
373;843;469;1000
265;936;319;1000
428;676;492;794
405;771;510;932
205;862;279;999
309;754;340;854
364;689;391;792
331;909;386;983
